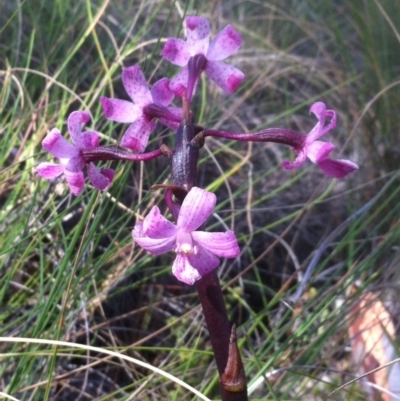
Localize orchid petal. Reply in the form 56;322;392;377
169;66;189;97
187;245;220;276
132;222;176;255
205;61;244;93
87;163;114;190
207;25;242;61
161;38;191;67
191;231;240;258
79;131;100;150
42;128;80;159
177;187;216;231
185;16;210;55
67;111;91;147
64;170;85;196
142;206;178;238
172;253;202;285
307;141;335;163
122;65;152;106
320;109;336;136
36;162;64;179
151;78;174;106
65;155;86;172
120;116;155;152
100;97;142;123
317;158;359;178
281;150;308;170
308;102;336;142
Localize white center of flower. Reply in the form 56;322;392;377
175;231;193;254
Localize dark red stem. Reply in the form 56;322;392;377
170;96;248;401
82;147;163;163
203;127;306;150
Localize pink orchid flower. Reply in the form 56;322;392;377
100;65;182;152
36;111;114;196
132;187;240;285
161;16;244;101
281;102;358;178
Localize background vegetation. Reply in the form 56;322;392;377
1;0;399;400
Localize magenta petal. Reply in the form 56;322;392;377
142;206;178;238
64;170;85;195
87;163;114;190
42;128;79;159
185;16;210;56
207;25;242;61
177;187;216;231
317;158;359;178
100;97;142;123
67;111;91;146
36;162;64;179
169;67;189;97
307;141;335;163
151;78;174;106
172;253;202;285
122;66;152;107
319;109;336;136
192;231;240;258
205;61;244;93
161;38;191;67
65;155;85;172
132;222;176;255
308;102;336;142
79;131;100;150
120;116;155;152
281;150;307;170
187;245;220;277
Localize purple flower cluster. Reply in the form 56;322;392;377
35;15;359;284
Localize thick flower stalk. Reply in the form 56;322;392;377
36;111;114;195
100;65;182;152
132;187;240;285
161;16;244;102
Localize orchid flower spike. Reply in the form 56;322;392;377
161;16;244;102
100;65;182;152
36;111;115;196
282;102;358;178
132;187;240;285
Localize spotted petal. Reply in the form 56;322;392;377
205;61;244;94
64;170;85;196
42;128;79;159
132;221;176;255
151;78;174;106
87;163;114;190
122;65;152;107
207;25;242;61
120;116;156;152
142;206;178;238
185;16;210;55
36;162;64;179
172;253;202;285
177;187;216;231
161;38;191;67
67;111;91;148
192;231;240;258
100;97;142;123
